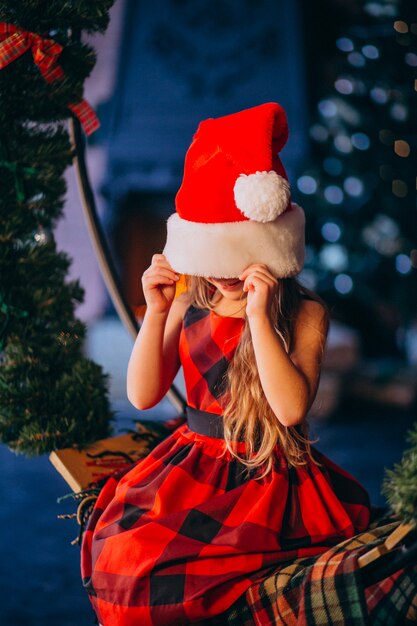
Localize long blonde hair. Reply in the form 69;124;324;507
185;275;328;477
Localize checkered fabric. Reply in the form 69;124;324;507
81;305;372;626
180;305;245;413
224;516;417;625
0;22;99;136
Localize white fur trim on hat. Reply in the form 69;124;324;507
163;202;305;278
234;171;291;222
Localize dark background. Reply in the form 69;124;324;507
2;1;416;624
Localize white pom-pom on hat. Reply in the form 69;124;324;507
234;170;291;223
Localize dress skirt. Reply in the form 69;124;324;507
81;420;371;626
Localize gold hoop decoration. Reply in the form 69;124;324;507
69;117;186;414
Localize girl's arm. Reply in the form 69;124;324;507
239;265;328;428
127;255;189;410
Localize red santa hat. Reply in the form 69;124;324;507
163;102;305;278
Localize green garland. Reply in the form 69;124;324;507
0;0;115;455
382;421;417;526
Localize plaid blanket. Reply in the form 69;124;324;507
222;514;417;626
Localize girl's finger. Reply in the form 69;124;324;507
143;271;179;285
242;271;276;287
151;254;177;270
144;267;179;280
239;265;276;282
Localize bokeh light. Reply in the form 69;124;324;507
320;244;349;271
297;175;318;194
344;177;364;197
324;185;344;204
352;132;370;150
335;78;354;94
336;37;354;52
362;45;379;59
396;254;412;274
334;273;353;294
334;135;353;153
321;222;342;242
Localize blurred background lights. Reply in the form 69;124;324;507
297;175;317;194
379;163;395;181
318;99;337;118
362;45;379;59
336;37;354;52
348;51;366;67
304;245;315;264
370;87;389;104
309;124;329;142
320;243;349;272
324;185;344;204
365;3;397;17
351;132;370;150
394;20;409;33
321;222;342;242
334;134;353;153
334;273;353;294
392;179;408;197
362;214;401;255
323;156;343;175
396;254;412;274
335;78;354;94
394;140;410;157
379;129;394;145
390;103;408;121
405;52;417;66
344;176;364;196
299;269;318;290
411;249;417;268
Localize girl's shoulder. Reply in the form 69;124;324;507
169;291;194;321
294;296;329;339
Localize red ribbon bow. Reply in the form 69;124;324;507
0;22;100;136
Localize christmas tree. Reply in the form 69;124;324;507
298;0;417;359
0;0;115;455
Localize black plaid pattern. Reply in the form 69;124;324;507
179;509;222;544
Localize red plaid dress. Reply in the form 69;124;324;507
81;304;371;626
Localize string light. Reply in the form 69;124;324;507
392;179;408;197
371;87;389;104
362;45;379;59
394;140;410;157
324;185;344;204
334;135;353;153
348;52;366;67
394;21;408;33
309;124;329;142
379;129;394;145
396;254;412;274
321;222;342;242
344;177;364;197
405;53;417;67
336;37;354;52
320;244;349;272
334;274;353;294
297;176;317;194
335;78;354;94
351;133;370;150
318;99;337;118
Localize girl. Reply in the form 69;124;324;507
81;103;371;626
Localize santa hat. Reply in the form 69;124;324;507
163;102;305;278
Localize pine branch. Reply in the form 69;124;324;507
0;0;115;455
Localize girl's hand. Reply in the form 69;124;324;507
239;264;279;320
142;254;180;315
